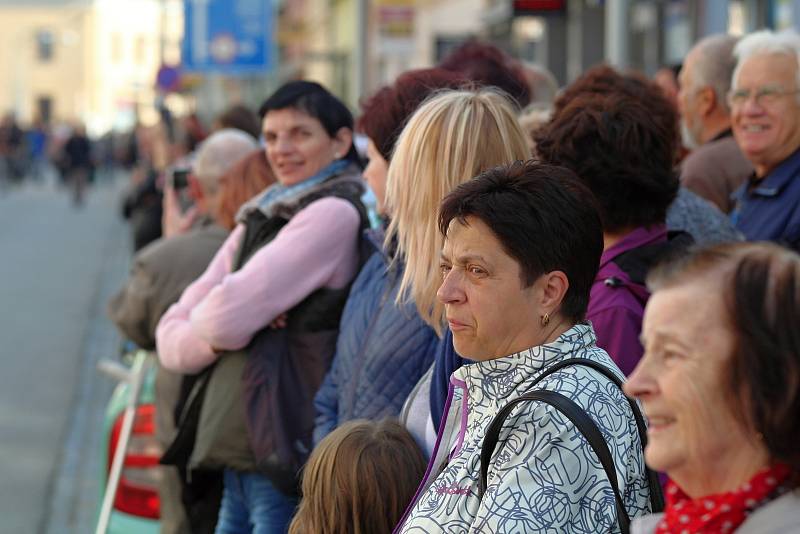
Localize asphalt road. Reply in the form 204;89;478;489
0;176;133;534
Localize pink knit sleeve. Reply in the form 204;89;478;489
189;197;361;351
155;225;244;373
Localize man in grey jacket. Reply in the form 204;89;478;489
678;34;753;213
108;129;257;534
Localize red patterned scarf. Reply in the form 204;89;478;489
656;463;791;533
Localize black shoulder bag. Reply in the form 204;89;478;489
478;358;664;534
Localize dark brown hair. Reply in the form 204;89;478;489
534;65;679;234
357;68;467;162
215;104;261;140
215;150;275;230
438;160;603;323
438;39;531;109
288;419;426;534
648;242;800;476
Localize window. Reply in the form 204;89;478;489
37;96;53;124
36;30;55;62
111;33;122;63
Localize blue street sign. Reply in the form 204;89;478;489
182;0;272;74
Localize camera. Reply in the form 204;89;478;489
169;167;190;190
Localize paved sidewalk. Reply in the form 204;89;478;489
0;178;132;534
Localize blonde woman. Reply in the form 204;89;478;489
386;88;531;331
382;89;531;455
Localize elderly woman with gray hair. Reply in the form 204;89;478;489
628;242;800;533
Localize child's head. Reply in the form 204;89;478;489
289;419;427;534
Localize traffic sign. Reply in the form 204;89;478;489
182;0;273;74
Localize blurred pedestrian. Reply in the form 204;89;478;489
729;30;800;252
438;40;531;109
214;104;262;140
156;81;367;534
679;34;752;213
628;242;800;533
312;68;465;447
26;117;50;183
519;61;559;105
108;130;260;534
0;112;25;183
654;65;681;109
63;123;93;206
289;420;426;534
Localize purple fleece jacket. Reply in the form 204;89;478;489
588;225;667;376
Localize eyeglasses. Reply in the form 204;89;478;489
727;85;800;107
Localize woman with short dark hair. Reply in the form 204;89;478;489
396;160;654;533
533;66;691;376
157;80;367;533
627;242;800;532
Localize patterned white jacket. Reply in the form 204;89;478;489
396;324;652;533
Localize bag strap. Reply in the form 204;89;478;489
479;389;631;534
477;358;664;532
516;358;663;512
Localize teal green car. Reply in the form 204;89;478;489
97;351;161;533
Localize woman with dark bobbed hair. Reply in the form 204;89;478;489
533;66;693;376
397;160;655;532
156;81;367;533
628;242;800;532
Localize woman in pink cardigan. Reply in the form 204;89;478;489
156;81;366;534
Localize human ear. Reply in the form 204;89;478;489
333;127;353;158
540;270;569;314
188;175;204;203
699;86;716;117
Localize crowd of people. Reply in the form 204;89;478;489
108;28;800;534
0;112;139;205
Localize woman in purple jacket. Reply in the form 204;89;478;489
533;66;692;375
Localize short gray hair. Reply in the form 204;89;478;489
193;128;258;194
732;29;800;98
689;34;739;112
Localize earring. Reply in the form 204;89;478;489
541;313;550;327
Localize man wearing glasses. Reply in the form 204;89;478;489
678;34;752;214
729;30;800;252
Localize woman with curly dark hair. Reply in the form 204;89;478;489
532;66;691;376
545;65;740;247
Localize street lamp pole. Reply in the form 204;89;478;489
354;0;368;104
604;0;630;69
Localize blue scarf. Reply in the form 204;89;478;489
256;159;349;216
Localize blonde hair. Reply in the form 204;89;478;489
288;419;426;534
384;89;532;333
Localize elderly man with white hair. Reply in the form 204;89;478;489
108;128;259;534
729;30;800;251
678;34;752;213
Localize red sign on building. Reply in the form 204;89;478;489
513;0;565;15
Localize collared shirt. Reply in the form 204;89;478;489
731;147;800;251
680;130;752;214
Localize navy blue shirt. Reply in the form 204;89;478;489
731;147;800;252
